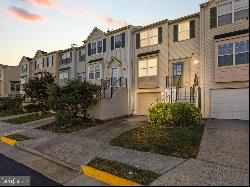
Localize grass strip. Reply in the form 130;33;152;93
87;157;160;185
110;124;204;159
5;134;31;141
3;113;54;124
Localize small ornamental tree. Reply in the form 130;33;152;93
48;80;100;127
23;71;55;112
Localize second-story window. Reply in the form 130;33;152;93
21;64;28;74
218;43;234;67
79;50;86;62
91;43;97;55
138;58;158;77
61;52;72;65
97;41;103;53
115;34;122;49
35;58;44;70
47;56;53;67
235;40;249;65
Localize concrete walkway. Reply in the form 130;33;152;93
0;116;55;137
70;116;146;143
151;120;249;186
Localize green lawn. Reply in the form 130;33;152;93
87;157;160;185
6;134;31;141
0;111;26;117
110;124;204;159
3;113;54;124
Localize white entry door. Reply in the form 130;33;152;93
111;68;118;87
211;88;249;120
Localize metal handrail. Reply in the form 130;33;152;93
111;77;123;98
99;79;110;99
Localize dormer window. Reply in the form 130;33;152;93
88;39;106;56
97;41;103;53
35;58;44;70
21;64;28;74
47;56;53;67
61;52;72;65
115;34;122;49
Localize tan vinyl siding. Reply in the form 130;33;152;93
169;16;200;87
200;0;249;118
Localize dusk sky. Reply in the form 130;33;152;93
0;0;206;66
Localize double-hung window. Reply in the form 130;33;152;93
235;40;249;65
21;64;28;74
218;43;234;67
234;0;249;21
138;58;158;77
178;22;190;41
91;43;97;55
95;65;101;79
88;65;101;80
97;41;103;53
59;70;69;85
36;58;43;70
115;34;122;49
10;82;20;92
79;50;86;62
47;56;53;67
218;3;233;26
140;28;158;48
88;66;95;80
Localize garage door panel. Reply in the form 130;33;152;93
137;92;161;115
211;89;249;120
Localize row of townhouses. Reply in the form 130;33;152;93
2;0;249;120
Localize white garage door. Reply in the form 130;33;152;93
211;89;249;120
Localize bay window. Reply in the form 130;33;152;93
235;40;249;65
218;43;234;67
217;39;249;67
138;58;158;77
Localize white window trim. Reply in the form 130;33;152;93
91;40;103;55
88;64;101;80
178;21;190;42
217;0;249;27
138;57;158;78
140;28;158;48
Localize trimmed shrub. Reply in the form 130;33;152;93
0;97;23;112
148;102;202;128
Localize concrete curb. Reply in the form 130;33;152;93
82;166;143;186
0;137;17;146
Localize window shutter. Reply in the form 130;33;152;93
70;52;72;62
35;61;37;69
111;36;114;50
42;58;44;68
190;20;195;39
103;39;106;52
122;33;125;48
79;51;81;61
173;25;179;42
136;33;140;49
52;56;54;66
88;43;91;56
210;7;217;29
158;27;163;44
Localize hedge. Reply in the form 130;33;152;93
148;102;202;128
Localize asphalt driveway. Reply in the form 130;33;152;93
198;119;249;169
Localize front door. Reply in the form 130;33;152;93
111;68;118;87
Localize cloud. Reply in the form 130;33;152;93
31;0;56;7
8;6;43;21
99;17;127;28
